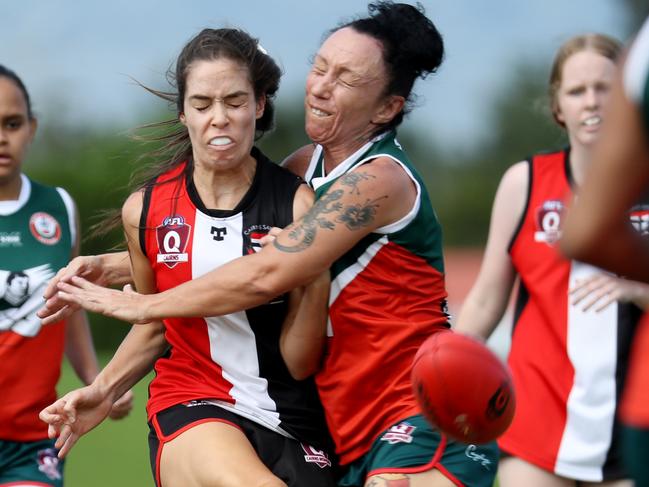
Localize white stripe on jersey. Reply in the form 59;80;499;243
555;261;618;481
191;210;281;430
624;17;649;104
328;236;388;336
56;186;77;250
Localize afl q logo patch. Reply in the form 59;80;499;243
29;212;61;245
156;215;191;268
534;199;565;245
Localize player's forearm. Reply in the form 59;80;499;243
575;229;649;283
145;250;312;320
95;323;167;402
280;274;329;379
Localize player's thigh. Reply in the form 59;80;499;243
364;470;457;486
582;480;633;487
498;456;573;487
159;421;286;487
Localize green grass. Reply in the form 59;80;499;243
56;353;154;487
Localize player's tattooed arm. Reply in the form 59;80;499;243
273;171;387;253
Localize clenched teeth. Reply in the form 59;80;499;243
209;137;233;146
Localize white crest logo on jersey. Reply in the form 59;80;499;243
534;200;565;245
156;215;191;268
29;212;61;245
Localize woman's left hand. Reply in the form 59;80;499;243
570;273;649;311
54;277;151;324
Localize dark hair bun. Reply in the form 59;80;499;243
367;1;444;79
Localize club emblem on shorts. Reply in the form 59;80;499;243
630;205;649;236
380;421;416;444
301;444;331;468
534;200;565;245
29;212;61;245
37;448;62;480
156;215;191;268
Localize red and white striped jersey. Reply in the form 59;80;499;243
142;149;331;449
502;149;641;481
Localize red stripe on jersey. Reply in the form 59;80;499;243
501;151;575;470
143;164;234;419
317;241;448;464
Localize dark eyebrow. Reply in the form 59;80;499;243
188;91;250;102
1;113;26;122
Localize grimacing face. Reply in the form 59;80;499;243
0;77;36;187
304;27;402;154
180;57;265;173
554;49;616;149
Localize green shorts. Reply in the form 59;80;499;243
338;415;498;487
0;438;64;487
623;424;649;486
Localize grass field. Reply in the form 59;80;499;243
57;353;154;486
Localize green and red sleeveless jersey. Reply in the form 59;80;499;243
0;174;75;441
305;131;450;464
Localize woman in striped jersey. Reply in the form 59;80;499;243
455;34;649;487
41;28;337;487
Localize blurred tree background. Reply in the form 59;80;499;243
25;1;646;351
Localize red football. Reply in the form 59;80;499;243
411;330;515;444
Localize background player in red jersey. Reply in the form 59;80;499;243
455;34;649;487
0;65;132;487
39;2;500;486
562;17;649;487
43;28;337;487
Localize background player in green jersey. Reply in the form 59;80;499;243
0;65;133;487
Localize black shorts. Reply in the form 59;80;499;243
148;401;336;487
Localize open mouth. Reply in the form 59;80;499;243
309;106;331;118
582;115;601;127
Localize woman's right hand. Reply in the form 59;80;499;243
38;255;105;324
39;383;114;458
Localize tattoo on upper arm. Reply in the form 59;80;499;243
273;171;386;253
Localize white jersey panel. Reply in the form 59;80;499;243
191;209;280;428
555;261;618;481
